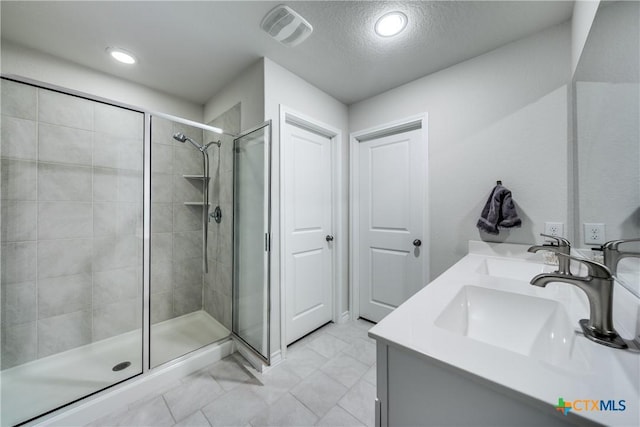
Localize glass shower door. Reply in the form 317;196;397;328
232;121;271;363
0;78;144;426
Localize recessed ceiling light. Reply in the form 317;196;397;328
375;11;408;37
106;47;137;65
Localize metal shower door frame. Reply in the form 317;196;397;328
0;74;246;425
230;120;273;365
0;74;150;425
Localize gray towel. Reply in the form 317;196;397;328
476;184;522;235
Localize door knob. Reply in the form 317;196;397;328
326;235;334;242
413;239;422;247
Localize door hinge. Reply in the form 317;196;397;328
265;233;271;252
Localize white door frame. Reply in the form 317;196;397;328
279;105;344;359
349;114;430;320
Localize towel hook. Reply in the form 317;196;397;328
496;180;502;185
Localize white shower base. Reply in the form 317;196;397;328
150;310;229;367
1;310;229;427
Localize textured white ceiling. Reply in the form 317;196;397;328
0;1;574;105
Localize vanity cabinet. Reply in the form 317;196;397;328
368;241;637;427
374;341;577;427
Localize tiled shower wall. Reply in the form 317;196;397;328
149;104;239;330
150;117;207;323
0;79;144;369
203;104;241;330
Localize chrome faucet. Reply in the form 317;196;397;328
527;234;571;275
530;254;627;349
602;238;640;277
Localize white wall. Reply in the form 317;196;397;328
571;0;600;76
574;1;640;245
576;82;639;242
574;1;639;84
349;22;572;279
203;59;265;130
1;40;202;120
263;58;349;357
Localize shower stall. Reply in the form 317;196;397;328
0;77;271;426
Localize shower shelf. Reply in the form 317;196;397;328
183;202;211;206
183;175;210;180
183;175;209;206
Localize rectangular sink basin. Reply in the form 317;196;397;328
435;286;585;368
475;257;554;281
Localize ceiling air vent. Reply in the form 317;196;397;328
260;5;313;47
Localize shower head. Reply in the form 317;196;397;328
173;132;220;152
172;132;188;143
173;132;203;150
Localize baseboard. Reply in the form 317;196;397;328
268;350;283;368
339;311;351;323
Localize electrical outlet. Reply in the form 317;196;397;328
544;222;564;237
584;223;605;245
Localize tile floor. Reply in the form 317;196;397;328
87;319;377;427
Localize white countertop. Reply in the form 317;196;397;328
369;241;640;427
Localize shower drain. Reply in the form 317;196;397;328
112;361;131;372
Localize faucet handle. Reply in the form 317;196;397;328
540;233;571;247
556;253;612;279
602;238;640;251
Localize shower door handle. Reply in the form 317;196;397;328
326;235;334;242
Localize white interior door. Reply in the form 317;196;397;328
357;127;426;323
283;123;333;344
